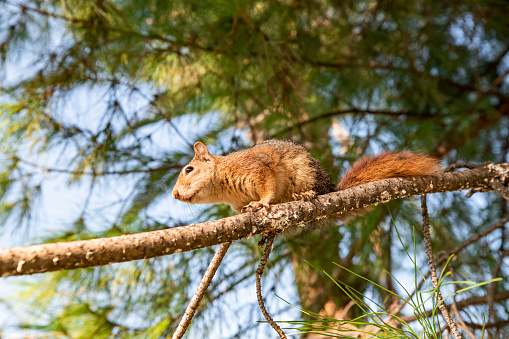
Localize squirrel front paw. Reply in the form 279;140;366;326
292;190;317;201
241;201;270;214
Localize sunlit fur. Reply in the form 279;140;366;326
172;142;219;205
338;151;441;190
172;140;335;212
173;140;441;214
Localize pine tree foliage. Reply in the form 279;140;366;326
1;0;508;337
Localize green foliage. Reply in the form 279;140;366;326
283;225;498;338
1;0;508;337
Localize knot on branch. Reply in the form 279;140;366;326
488;163;509;182
487;163;509;201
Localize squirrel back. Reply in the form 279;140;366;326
172;140;440;215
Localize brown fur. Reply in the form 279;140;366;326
338;151;440;190
172;141;440;214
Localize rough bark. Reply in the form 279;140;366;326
421;195;461;339
0;163;507;277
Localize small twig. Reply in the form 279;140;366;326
421;195;462;339
438;324;450;339
7;153;179;176
443;163;479;172
436;216;509;265
461;318;509;330
172;242;232;339
488;250;509;322
445;162;496;198
443;161;492;173
464;188;491;198
450;271;476;339
271;108;428;138
401;290;509;324
256;233;286;338
491;178;509;201
453;307;476;339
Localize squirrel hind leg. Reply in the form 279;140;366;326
292;190;317;201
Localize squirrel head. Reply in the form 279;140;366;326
172;142;218;204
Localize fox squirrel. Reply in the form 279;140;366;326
172;139;440;215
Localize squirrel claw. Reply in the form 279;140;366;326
292;190;317;201
241;201;270;214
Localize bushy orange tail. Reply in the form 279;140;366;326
338;151;440;190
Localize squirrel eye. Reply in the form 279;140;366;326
184;166;194;174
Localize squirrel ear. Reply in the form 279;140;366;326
193;142;212;161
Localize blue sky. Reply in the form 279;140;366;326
1;3;507;337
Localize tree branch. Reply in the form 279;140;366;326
436;216;509;266
461;318;509;330
400;290;509;323
172;242;232;339
255;234;286;338
421;195;461;339
1;163;508;277
272;108;432;138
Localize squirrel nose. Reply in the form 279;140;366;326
173;189;180;200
